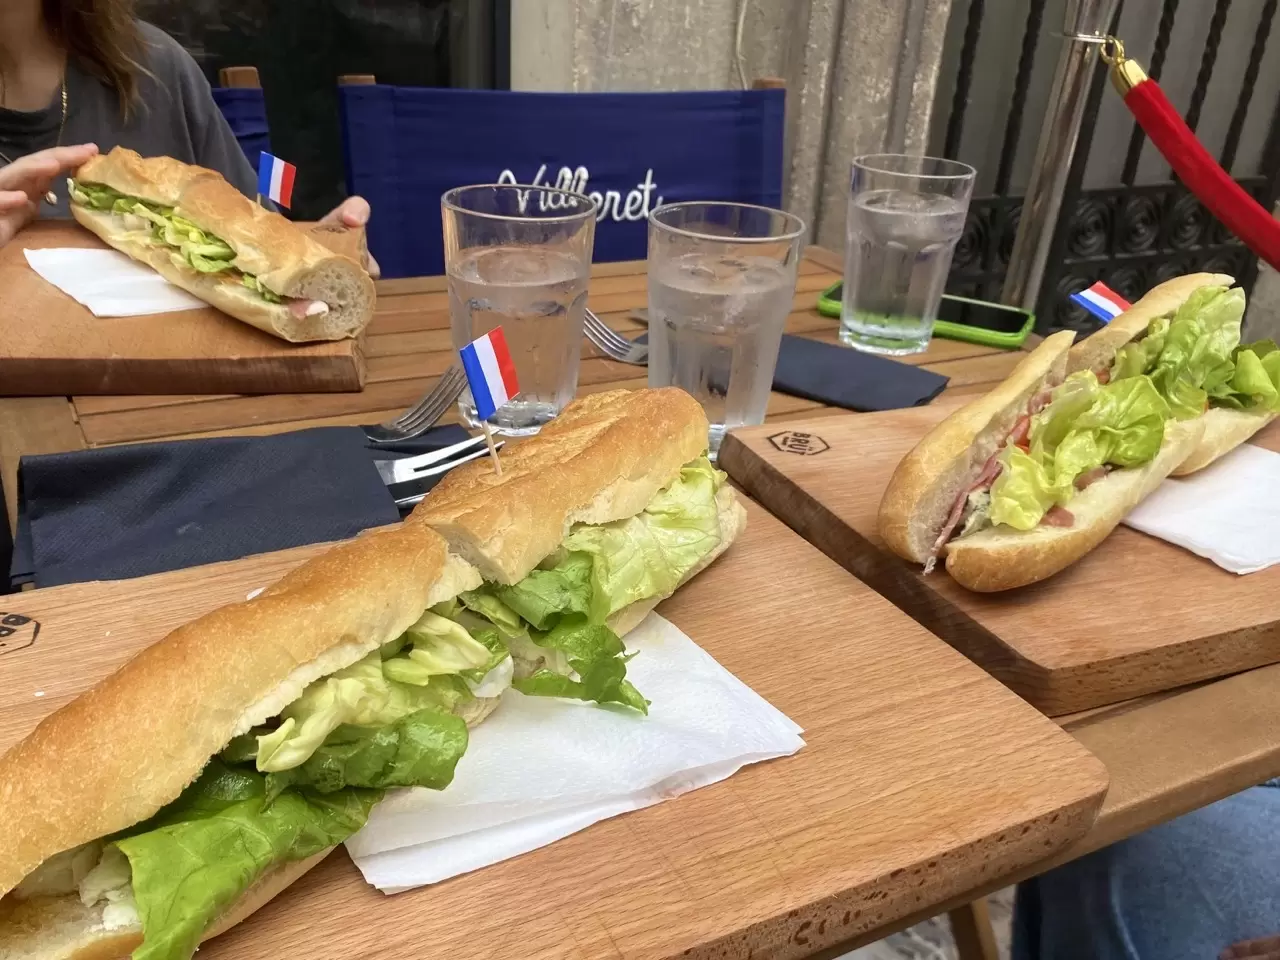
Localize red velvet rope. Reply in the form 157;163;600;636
1125;78;1280;271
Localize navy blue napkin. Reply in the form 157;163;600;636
634;332;949;411
0;474;12;596
771;335;949;410
9;424;469;590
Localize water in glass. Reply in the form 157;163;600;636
648;252;794;456
839;189;967;355
448;245;588;435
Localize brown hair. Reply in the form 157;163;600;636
43;0;145;116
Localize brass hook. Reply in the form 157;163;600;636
1099;35;1126;66
1098;34;1148;93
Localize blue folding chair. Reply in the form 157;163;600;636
338;85;786;279
213;68;271;173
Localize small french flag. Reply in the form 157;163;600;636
256;152;296;209
1070;281;1132;323
459;327;520;421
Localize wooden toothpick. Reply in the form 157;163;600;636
480;420;503;476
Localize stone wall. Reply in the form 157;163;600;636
510;0;955;252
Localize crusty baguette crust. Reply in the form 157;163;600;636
74;149;217;208
0;851;330;960
412;389;713;584
1171;407;1277;475
943;416;1205;591
878;330;1076;563
72;147;375;342
0;524;481;897
1065;273;1233;376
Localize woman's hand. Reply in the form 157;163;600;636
320;195;380;278
0;144;99;247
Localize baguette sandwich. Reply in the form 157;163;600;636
66;147;375;342
879;331;1204;591
1066;274;1280;475
0;388;745;960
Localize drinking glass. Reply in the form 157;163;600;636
647;201;806;458
839;154;975;355
442;183;596;435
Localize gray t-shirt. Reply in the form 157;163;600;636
0;22;258;219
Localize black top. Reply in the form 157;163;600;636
0;21;258;217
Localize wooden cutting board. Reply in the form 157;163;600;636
0;501;1107;960
720;402;1280;717
0;221;365;395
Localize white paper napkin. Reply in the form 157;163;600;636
24;248;206;316
344;613;804;893
1124;443;1280;574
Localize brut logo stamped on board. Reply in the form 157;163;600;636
768;431;830;456
0;613;38;656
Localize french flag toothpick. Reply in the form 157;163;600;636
1070;281;1132;323
256;153;296;209
459;327;519;475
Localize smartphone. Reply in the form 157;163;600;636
816;282;1035;349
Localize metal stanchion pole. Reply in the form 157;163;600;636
1001;0;1121;312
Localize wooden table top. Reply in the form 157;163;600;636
2;244;1277;954
1;500;1107;960
0;247;1026;529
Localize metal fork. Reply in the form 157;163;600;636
373;436;506;508
363;364;468;443
584;308;649;365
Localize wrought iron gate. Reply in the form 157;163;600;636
936;0;1280;332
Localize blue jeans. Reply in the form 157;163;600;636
1013;782;1280;960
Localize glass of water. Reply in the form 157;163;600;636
840;154;975;355
442;184;596;435
647;201;806;458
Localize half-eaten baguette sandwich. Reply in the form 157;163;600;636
67;147;375;342
879;331;1204;591
1066;273;1279;475
0;388;745;960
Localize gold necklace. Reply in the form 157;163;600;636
0;68;69;205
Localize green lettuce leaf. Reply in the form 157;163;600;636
1209;340;1280;411
557;456;724;624
186;251;237;273
254;653;452;772
263;707;467;800
492;554;593;629
512;616;649;713
461;626;511;684
457;591;525;636
989;446;1072;531
1111;316;1171;381
241;274;284;304
1144;286;1246;418
402;610;496;675
1055;375;1170;471
112;762;379;960
68;179;126;210
1028;371;1102;462
990;374;1170;530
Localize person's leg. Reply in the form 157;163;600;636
1013;783;1280;960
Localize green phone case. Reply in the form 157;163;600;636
816;283;1034;350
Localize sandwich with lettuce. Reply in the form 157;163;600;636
1068;273;1279;474
67;146;374;343
0;388;745;960
879;330;1204;591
